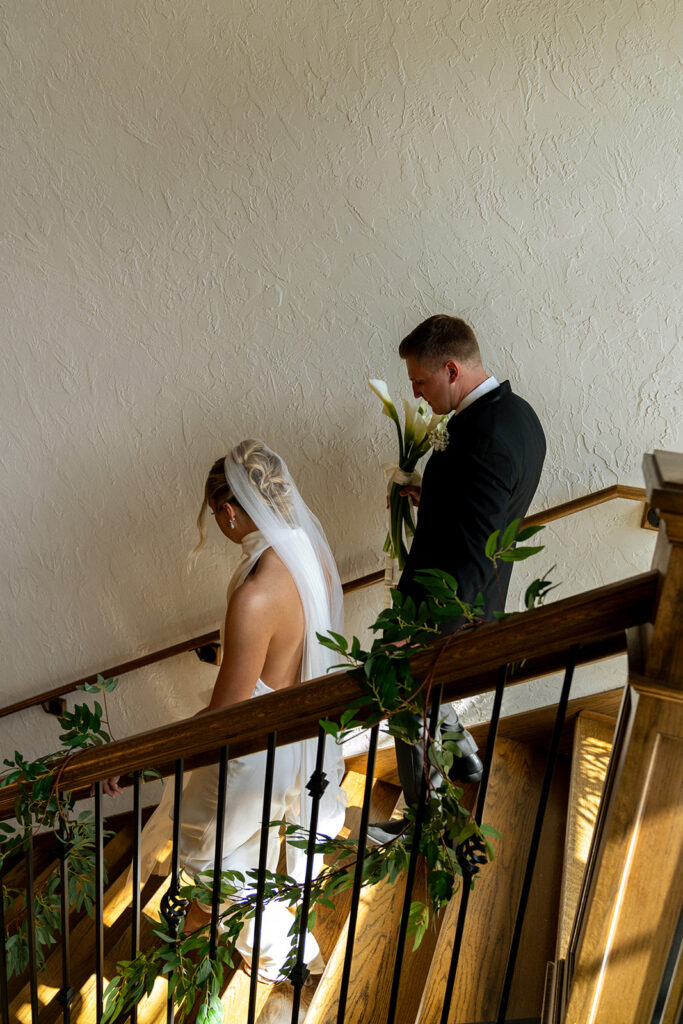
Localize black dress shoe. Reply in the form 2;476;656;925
450;749;484;784
447;723;483;784
366;818;409;846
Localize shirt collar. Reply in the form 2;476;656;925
455;375;500;415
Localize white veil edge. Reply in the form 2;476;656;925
224;441;347;880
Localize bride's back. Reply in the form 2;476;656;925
233;547;305;691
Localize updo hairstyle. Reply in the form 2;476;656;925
195;439;292;550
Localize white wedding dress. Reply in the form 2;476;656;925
134;460;347;979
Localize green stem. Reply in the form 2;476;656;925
393;419;405;464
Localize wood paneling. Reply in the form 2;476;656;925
557;712;615;961
415;736;568;1024
565;681;683;1023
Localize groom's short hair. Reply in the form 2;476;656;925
399;315;481;368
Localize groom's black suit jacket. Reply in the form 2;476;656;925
399;381;546;622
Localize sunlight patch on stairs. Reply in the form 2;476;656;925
16;982;59;1023
557;712;614;960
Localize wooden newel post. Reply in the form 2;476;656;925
642;450;683;686
564;451;683;1024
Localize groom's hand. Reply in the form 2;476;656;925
400;485;421;507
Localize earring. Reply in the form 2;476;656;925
229;517;236;529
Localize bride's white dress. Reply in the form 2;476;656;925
134;529;347;979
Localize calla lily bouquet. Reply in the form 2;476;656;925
369;379;449;573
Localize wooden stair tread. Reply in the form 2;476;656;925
310;772;401;962
8;821;141;1019
68;872;172;1023
415;736;568;1024
556;710;615;960
61;770;401;1023
304;781;447;1023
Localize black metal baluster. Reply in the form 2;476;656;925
440;664;509;1024
496;646;579;1024
247;734;276;1024
336;724;379;1024
56;799;75;1022
210;747;229;962
130;772;142;1024
651;901;683;1024
386;690;443;1024
25;830;40;1021
94;781;104;1023
160;759;185;1024
290;726;329;1024
0;857;11;1023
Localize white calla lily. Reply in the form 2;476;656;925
368;379;399;424
369;375;450;568
403;397;430;445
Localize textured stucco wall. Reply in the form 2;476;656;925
1;0;680;773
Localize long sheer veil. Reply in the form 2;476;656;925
224;441;347;879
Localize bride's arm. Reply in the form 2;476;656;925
104;589;272;796
203;585;273;713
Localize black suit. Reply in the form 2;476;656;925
400;380;546;620
394;381;546;804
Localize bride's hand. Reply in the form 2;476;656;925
103;776;123;797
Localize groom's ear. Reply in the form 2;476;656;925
445;359;459;382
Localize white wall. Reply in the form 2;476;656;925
1;0;680;768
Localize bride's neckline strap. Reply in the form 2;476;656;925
241;529;269;558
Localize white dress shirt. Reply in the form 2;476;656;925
455;375;500;415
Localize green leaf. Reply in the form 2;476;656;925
196;957;213;984
485;530;500;559
500;518;521;550
516;524;544;542
327;631;348;651
498;545;544;562
197;994;224;1024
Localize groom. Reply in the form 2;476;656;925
369;315;546;842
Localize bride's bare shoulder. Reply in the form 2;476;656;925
232;549;299;612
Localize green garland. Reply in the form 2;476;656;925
1;678;120;977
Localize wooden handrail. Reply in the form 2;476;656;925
0;483;647;723
0;569;658;818
523;483;646;527
0;573;386;722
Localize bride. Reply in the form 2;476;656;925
106;439;347;980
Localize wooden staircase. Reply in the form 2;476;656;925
4;448;683;1024
6;691;627;1024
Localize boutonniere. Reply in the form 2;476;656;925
430;418;450;451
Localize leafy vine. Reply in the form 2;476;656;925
1;677;120;978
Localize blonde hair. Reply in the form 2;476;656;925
195;440;292;551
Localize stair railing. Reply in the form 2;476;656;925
2;458;677;1024
0;575;660;1023
0;483;648;724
